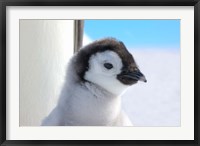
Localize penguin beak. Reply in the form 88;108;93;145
121;69;147;83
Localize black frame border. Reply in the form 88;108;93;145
0;0;199;146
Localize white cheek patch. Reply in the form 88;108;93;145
84;51;129;96
90;51;122;74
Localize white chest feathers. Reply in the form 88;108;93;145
41;81;132;126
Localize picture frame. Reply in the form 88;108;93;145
0;0;199;145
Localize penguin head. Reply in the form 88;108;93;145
74;38;146;96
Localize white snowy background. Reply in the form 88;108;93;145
83;34;181;127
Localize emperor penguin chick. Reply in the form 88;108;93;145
41;38;147;126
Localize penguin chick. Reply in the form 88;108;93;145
41;38;147;126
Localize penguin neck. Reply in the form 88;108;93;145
59;80;122;126
84;81;118;98
78;81;122;125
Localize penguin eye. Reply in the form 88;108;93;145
104;63;113;70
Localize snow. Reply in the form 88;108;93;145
122;50;181;126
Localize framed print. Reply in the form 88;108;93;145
0;0;199;146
